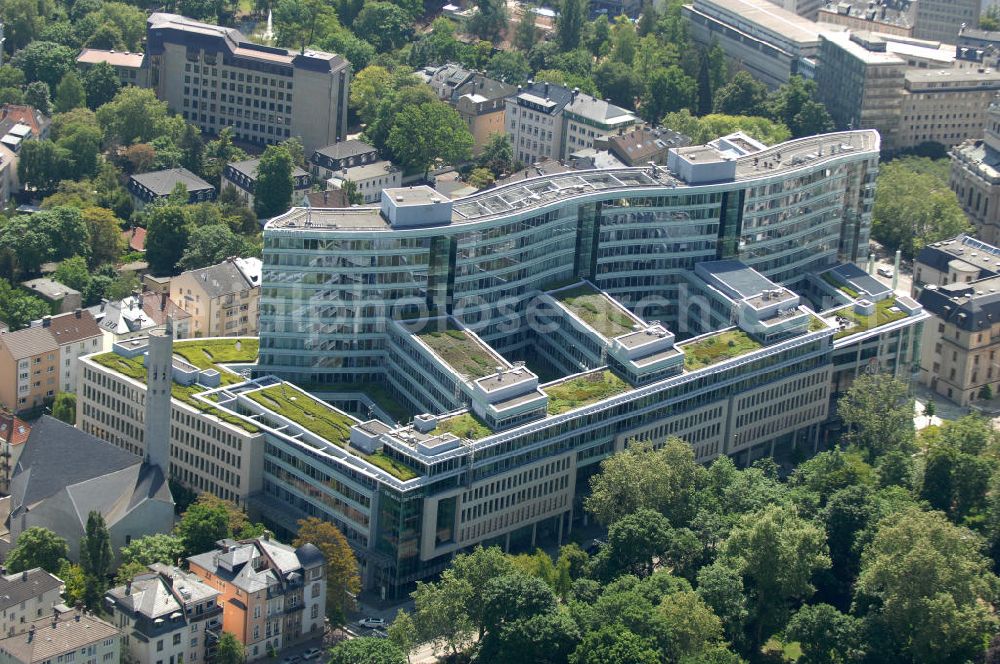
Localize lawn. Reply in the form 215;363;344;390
832;298;908;339
433;412;493;440
303;381;412;423
367;451;419;480
554;285;635;338
682;329;762;371
418;327;498;379
545;370;630;415
92;352;145;380
247;384;355;446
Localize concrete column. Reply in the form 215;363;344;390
530;522;537;548
557;511;564;546
504;532;511;552
144;322;174;472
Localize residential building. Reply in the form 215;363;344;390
77;333;265;504
0;145;17;206
309;140;379;180
913;0;978;43
105;564;221;664
423;66;515;156
300;189;349;208
95;292;193;343
602;127;689;166
505;81;637;164
171;257;261;337
0;569;63;637
957;25;1000;67
187;538;325;660
222;158;311;210
76;49;148;87
816;30;997;151
913;235;1000;404
0;106;50;143
327;161;401;204
4;416;174;564
816;1;914;37
20;278;81;313
128;167;216;210
0;326;59;414
0;413;30;494
0;609;119;664
32;310;103;394
683;0;822;87
951;102;1000;244
764;0;824;20
146;13;350;154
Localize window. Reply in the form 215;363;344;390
311;583;320;598
310;605;318;619
173;634;181;645
157;640;164;652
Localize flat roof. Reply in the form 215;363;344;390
77;48;145;68
693;0;821;45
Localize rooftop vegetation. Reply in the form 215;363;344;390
245;384;418;480
820;271;860;298
832;298;908;340
681;329;763;371
433;412;493;440
417;326;498;379
301;381;412;424
544;370;630;415
554;284;635;338
173;338;258;385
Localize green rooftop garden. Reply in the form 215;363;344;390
247;384;418;480
681;329;763;371
554;284;636;338
300;381;412;424
433;412;493;440
832;298;908;340
544;370;630;415
417;326;498;379
174;338;258;385
808;315;829;332
821;271;859;298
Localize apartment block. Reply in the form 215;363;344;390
146;13;350;154
423;65;516;156
222;158;311;210
308;140;379;180
505;81;637;164
912;0;978;43
327;161;401;204
38;310;103;394
0;570;63;637
187;538;325;661
951;103;1000;244
171;258;261;338
0;609;119;664
0;326;59;414
128;168;216;210
684;0;822;87
106;564;221;664
913;234;1000;404
76;49;148;87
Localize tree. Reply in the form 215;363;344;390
329;638;405;664
854;508;999;662
594;509;673;580
114;560;149;586
254;145;294;219
696;563;749;653
215;632;246;664
353;2;413;52
766;76;833;138
785;603;864;664
6;527;69;574
178;225;251;271
82;207;126;268
872;157;971;259
480;133;516;177
657;591;724;661
411;576;475;657
595;61;639;110
486;51;530;84
662;110;792;145
569;626;661;664
557;0;588;52
479;610;582;664
349;65;393;123
719;505;830;648
387;102;473;180
51;392;76;424
12;41;77;90
53;255;91;293
514;9;538;51
480;572;558;637
388;610;417;663
586;439;704;527
467;0;508;44
838;373;914;461
713;71;767;116
175;494;231;556
983;6;1000;31
54;71;86;113
24;81;51;116
467;168;495;189
0;217;55;278
17;139;69;194
120;533;185;566
444;546;514;637
96;87;180;146
80;511;113;606
0;280;50;330
293;517;361;625
82;63;121;110
641;66;695;122
144;205;190;276
58;560;87;606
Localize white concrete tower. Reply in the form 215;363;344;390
144;319;173;472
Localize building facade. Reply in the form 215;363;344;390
106;564;221;664
187;538;325;661
0;327;59;414
146;13;350;154
912;0;978;43
308;140;379;181
171;258;261;338
128;168;216;210
222;158;311;210
76;49;148;87
327;161;401;204
0;610;119;664
951;103;1000;244
0;569;63;638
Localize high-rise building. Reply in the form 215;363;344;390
145;13;350;154
913;0;979;43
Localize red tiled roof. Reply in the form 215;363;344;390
0;412;30;446
124;227;147;252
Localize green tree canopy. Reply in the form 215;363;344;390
120;533;185;567
54;71;86;113
386;102;473;179
254;145;294;219
6;527;69;574
144;204;191;276
51;392;76;424
328;638;405;664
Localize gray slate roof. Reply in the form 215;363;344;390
130;168;214;197
181;260;254;299
227;158;309;180
0;569;63;612
312;140;378;162
0;326;58;361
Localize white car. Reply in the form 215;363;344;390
878;266;894;278
301;649;323;661
358;617;387;629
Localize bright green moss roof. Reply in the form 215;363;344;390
544;370;630;415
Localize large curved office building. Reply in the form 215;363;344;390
79;130;928;597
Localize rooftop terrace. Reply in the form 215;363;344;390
543;370;630;415
829;298;909;340
416;325;503;380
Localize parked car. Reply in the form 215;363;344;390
302;649;323;660
878;266;894;278
359;617;387;629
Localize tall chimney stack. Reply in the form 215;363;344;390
143;317;174;472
